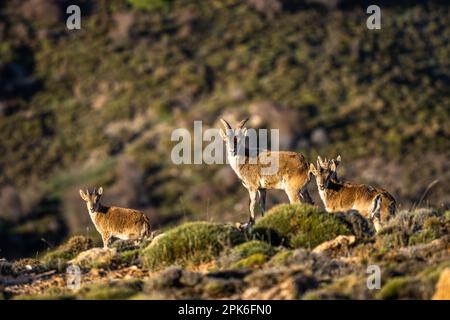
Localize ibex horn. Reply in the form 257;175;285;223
220;118;232;130
317;156;324;167
237;117;249;129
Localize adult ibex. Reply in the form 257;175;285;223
219;118;313;226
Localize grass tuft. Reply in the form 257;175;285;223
140;222;245;270
252;204;352;249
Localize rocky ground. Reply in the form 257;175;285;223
1;204;449;300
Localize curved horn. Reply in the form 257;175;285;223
93;187;96;195
220;118;232;130
86;188;90;196
317;156;324;167
237;118;249;129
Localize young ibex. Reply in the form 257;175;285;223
220;118;313;226
79;187;151;248
309;156;396;231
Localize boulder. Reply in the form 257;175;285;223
69;248;120;269
312;235;356;255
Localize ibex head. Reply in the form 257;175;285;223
79;187;103;213
310;155;341;191
219;118;249;156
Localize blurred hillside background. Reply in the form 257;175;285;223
0;0;449;259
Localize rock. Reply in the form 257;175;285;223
244;277;297;299
69;248;120;269
312;235;356;255
336;210;375;239
432;268;450;300
147;266;184;290
242;268;317;299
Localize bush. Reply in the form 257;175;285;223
231;253;268;268
408;229;438;246
375;276;436;300
268;249;294;266
221;240;276;268
140;222;245;270
231;240;274;258
78;280;143;300
42;236;93;268
252;204;352;249
378;209;447;249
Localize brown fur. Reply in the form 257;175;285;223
79;187;151;248
310;156;396;231
220;118;313;224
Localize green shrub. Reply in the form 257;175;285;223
231;240;275;258
42;236;93;269
203;279;239;297
268;250;294;266
376;277;424;300
140;222;245;270
78;280;143;300
252;204;352;249
378;209;447;249
222;240;275;269
120;249;141;265
408;229;437;246
231;253;268;268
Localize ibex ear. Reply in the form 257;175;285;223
330;161;337;172
309;163;317;175
79;189;87;201
219;128;227;140
97;187;103;196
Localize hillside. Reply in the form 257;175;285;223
0;0;449;259
1;204;449;300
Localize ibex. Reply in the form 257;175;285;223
219;118;313;226
309;156;396;231
79;187;151;248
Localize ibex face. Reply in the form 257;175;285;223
219;118;248;157
79;187;103;214
309;157;334;191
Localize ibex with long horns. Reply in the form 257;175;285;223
219;118;313;226
79;187;151;248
